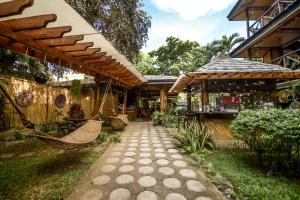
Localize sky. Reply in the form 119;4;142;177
142;0;246;52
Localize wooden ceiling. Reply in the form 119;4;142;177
0;0;146;87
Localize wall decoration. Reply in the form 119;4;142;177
16;90;34;107
55;94;67;108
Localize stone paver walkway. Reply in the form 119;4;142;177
68;122;225;200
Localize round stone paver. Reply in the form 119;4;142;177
173;160;187;168
138;176;157;187
138;166;154;174
156;159;170;166
153;144;163;147
163;178;181;189
124;152;136;157
129;143;138;147
167;149;179;153
186;180;206;192
140;152;151;158
101;165;116;173
138;158;152;165
195;197;212;200
165;144;175;148
127;147;137;151
154;153;167;158
121;157;135;164
165;193;187;200
115;174;134;184
141;144;150;147
179;169;197;178
92;175;111;185
158;167;175;176
119;165;135;173
171;154;183;159
81;188;103;200
140;147;151;152
137;191;157;200
105;157;119;164
109;188;131;200
154;148;165;152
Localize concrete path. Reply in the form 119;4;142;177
68;122;225;200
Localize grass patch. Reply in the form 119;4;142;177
205;150;300;200
0;130;114;200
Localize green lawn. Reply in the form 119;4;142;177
0;135;112;200
205;150;300;200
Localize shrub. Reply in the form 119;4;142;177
14;130;23;140
172;119;215;153
231;109;300;175
97;131;108;144
151;111;164;125
109;134;121;143
40;121;55;133
151;106;178;128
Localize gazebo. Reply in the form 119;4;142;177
169;53;300;140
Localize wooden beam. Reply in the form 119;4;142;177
41;35;84;47
0;0;33;17
54;42;93;52
76;53;108;61
69;48;101;56
17;26;72;39
85;58;116;65
2;15;57;31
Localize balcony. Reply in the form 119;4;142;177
249;0;296;36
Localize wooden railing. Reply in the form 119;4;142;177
249;0;296;35
269;48;300;69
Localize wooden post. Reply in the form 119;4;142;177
200;79;209;122
122;89;127;114
92;77;101;116
187;86;192;112
246;9;250;38
160;89;166;112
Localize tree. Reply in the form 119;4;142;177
204;32;245;62
136;53;159;75
66;0;151;62
148;37;206;76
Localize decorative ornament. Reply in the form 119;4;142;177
16;90;34;107
55;94;67;108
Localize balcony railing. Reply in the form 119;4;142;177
269;48;300;70
249;0;296;35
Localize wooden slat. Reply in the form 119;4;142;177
17;26;72;39
54;42;93;52
77;53;108;61
206;119;234;140
0;0;33;17
41;35;84;47
2;15;57;31
69;48;101;56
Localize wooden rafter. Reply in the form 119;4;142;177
17;26;72;40
69;48;101;56
0;0;33;17
41;35;84;47
54;42;93;52
2;15;57;31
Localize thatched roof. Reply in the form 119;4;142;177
169;53;300;94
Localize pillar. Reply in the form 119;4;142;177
122;89;127;114
92;76;101;116
187;86;192;112
200;80;209;122
160;89;166;112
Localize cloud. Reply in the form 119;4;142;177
151;0;236;20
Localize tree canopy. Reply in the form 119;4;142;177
137;33;245;76
66;0;151;62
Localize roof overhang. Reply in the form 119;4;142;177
0;0;146;87
228;0;273;21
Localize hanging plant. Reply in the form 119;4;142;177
71;79;82;103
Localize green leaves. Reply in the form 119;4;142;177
172;119;215;153
231;109;300;175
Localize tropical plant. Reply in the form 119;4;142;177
151;111;164;125
172;119;215;153
231;109;300;175
71;80;82;103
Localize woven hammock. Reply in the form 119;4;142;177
0;84;103;150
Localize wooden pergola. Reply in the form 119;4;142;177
169;53;300;114
0;0;146;87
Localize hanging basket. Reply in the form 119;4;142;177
33;73;48;84
55;94;67;108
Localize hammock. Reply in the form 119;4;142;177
100;79;129;129
0;84;103;150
